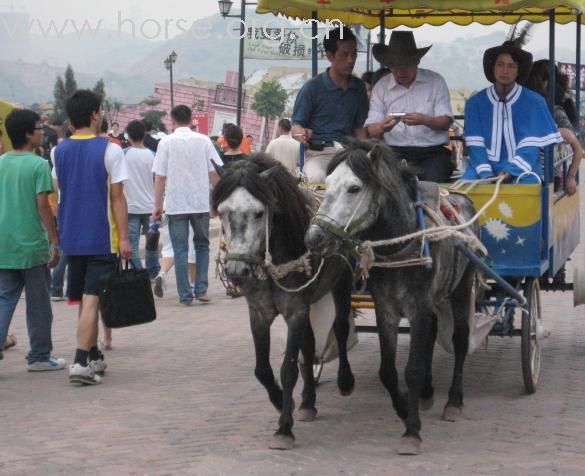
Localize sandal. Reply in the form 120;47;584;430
4;334;17;350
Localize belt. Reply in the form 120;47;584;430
308;140;336;151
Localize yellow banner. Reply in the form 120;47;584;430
257;1;585;28
0;100;16;153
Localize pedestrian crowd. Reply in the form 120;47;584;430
0;26;580;386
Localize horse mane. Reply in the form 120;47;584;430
212;153;311;259
327;141;418;204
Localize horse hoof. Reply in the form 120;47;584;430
269;434;295;450
339;385;354;397
297;407;318;422
419;396;434;411
338;375;355;396
443;405;463;422
398;436;421;455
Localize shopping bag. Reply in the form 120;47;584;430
99;258;156;328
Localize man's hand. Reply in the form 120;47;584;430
403;112;428;127
47;248;60;269
567;175;577;196
152;206;163;221
498;172;512;182
291;124;313;144
118;238;132;259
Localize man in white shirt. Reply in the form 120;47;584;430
152;105;222;305
265;119;300;176
124;120;160;279
365;31;454;183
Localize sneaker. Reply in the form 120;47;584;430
89;358;107;375
154;273;166;298
69;363;102;385
51;295;66;302
196;294;211;303
27;357;67;372
177;301;192;307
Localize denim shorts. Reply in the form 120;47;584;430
67;254;117;301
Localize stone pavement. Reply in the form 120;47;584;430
1;202;585;475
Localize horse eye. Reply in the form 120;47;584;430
254;210;264;219
348;185;361;194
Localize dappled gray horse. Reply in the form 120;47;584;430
306;143;480;455
212;154;354;450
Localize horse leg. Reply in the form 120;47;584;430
444;267;473;422
400;310;433;455
297;323;318;422
419;315;437;411
250;308;282;412
270;309;308;450
332;270;355;396
371;290;408;422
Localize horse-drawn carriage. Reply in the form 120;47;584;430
214;0;584;455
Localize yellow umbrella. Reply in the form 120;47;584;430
257;0;585;28
0;99;17;153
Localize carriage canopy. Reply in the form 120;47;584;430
256;1;585;28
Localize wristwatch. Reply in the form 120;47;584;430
51;243;62;252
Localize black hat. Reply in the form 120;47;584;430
483;41;533;84
373;31;431;67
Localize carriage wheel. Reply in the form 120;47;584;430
521;278;542;394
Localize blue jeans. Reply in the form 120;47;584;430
168;213;209;303
128;213;161;279
51;254;68;297
0;265;54;363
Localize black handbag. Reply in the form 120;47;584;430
99;258;156;328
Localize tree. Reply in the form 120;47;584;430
252;80;288;148
52;64;78;124
93;78;106;101
139;97;166;130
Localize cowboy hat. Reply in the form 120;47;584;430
483;41;533;84
372;31;432;67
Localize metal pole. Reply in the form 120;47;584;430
576;14;582;137
236;0;245;126
311;11;318;78
547;9;556;114
170;61;174;109
366;30;371;72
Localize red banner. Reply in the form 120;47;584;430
192;112;209;135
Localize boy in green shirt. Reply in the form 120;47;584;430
0;108;66;371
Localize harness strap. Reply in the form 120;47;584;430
312;217;355;242
224;253;264;265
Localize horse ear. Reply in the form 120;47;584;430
400;159;408;168
212;160;225;177
260;165;279;180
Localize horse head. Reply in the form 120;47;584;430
212;154;310;285
306;144;387;256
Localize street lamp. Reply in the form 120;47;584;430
164;50;178;109
218;0;256;126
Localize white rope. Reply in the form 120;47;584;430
361;176;505;251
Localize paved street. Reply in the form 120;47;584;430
1;184;585;476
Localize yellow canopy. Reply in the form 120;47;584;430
256;1;585;28
0;99;16;153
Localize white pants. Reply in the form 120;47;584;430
303;146;338;184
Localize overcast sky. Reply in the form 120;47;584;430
1;0;580;54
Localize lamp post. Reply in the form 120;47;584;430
218;0;256;127
164;50;178;109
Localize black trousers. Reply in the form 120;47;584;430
389;145;453;183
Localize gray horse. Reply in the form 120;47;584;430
212;154;354;450
305;143;480;455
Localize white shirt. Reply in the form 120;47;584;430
123;146;155;214
152;127;222;214
52;140;128;184
265;134;301;175
364;68;453;147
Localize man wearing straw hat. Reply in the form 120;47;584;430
365;31;454;183
463;39;562;182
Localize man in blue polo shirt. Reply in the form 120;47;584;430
291;26;368;183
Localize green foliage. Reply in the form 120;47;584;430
93;78;106;101
252;80;288;148
252;80;287;120
142;97;162;108
52;64;78;124
140;110;167;129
